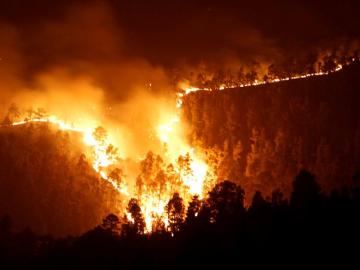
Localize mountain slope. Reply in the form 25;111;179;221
182;63;360;197
0;123;123;236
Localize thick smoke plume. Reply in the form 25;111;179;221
0;2;175;160
0;0;359;235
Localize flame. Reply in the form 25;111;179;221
142;60;351;232
8;105;213;233
7;104;212;233
141;195;169;232
158;96;211;200
184;154;208;195
177;63;347;95
3;59;354;233
135;91;213;232
157;115;180;143
11;116;129;196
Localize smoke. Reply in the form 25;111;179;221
0;1;174;148
0;1;171;100
0;0;359;157
0;23;24;109
0;0;359;233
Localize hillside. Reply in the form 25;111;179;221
0;123;123;236
182;63;360;198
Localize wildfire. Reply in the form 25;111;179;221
157;115;180;143
136;91;213;232
177;62;347;95
7;106;213;233
11;116;129;196
157;90;211;199
3;58;355;234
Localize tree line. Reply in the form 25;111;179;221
173;49;360;90
1;170;359;268
182;61;360;199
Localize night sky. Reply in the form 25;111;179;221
0;0;359;101
0;0;359;67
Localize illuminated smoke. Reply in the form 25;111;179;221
2;60;352;232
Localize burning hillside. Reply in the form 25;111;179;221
0;0;359;237
1;59;359;236
0;90;216;234
0;122;123;236
182;61;360;198
0;1;360;267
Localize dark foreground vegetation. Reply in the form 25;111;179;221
0;57;359;269
0;170;359;268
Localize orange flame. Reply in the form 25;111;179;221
11;116;129;196
4;59;353;233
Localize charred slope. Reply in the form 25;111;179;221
183;63;360;197
0;123;122;237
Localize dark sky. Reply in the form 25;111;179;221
0;0;359;68
0;0;359;102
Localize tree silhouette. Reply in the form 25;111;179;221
211;69;225;90
236;67;246;86
271;189;286;207
123;198;146;236
248;191;271;227
290;170;321;210
207;180;245;223
0;215;12;234
0;169;359;267
196;72;206;88
100;213;121;236
185;195;202;224
251;191;267;210
323;53;337;72
152;216;167;234
245;71;258;84
166;193;185;233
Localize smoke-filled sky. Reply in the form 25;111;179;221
1;1;359;62
0;0;359;103
0;0;359;231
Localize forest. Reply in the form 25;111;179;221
0;55;359;269
0;170;359;268
0;124;123;236
0;1;360;268
182;61;360;198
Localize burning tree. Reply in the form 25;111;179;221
122;198;146;236
166;193;185;233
